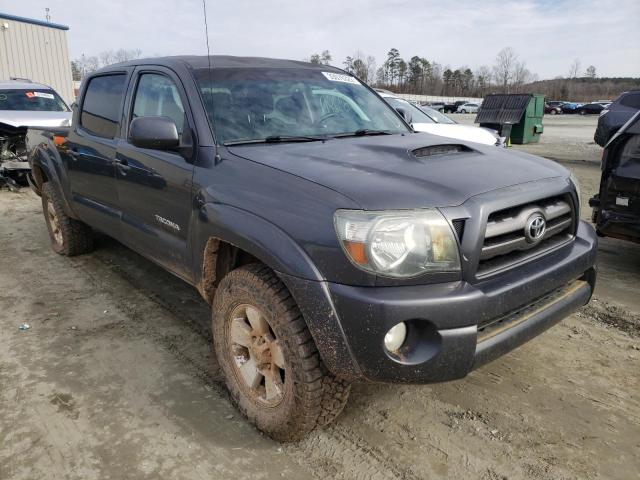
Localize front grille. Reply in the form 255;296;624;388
477;195;575;277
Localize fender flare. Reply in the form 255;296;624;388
192;202;361;379
30;144;76;217
192;202;324;283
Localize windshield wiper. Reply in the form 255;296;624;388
224;135;327;146
333;129;394;138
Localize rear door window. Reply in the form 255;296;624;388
620;93;640;109
80;74;127;138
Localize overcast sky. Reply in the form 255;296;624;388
5;0;640;79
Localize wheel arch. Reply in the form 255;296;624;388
193;203;361;379
193;202;324;303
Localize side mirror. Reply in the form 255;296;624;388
129;116;179;151
395;106;412;125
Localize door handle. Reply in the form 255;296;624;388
113;158;131;172
68;148;80;161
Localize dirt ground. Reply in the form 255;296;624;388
1;117;639;479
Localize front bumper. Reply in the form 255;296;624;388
282;221;597;383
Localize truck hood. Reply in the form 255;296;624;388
228;133;568;210
0;110;72;128
411;123;498;146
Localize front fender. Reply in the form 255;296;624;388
191;202;361;379
192;202;324;282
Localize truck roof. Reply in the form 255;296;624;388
97;55;344;72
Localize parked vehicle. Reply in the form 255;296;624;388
457;102;480;113
27;56;597;441
546;101;566;108
422;101;446;112
590;111;640;243
544;103;562;115
444;100;467;113
378;92;502;146
594;90;640;147
561;102;583;114
578;102;606;115
0;79;71;190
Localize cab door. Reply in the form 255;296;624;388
66;72;129;234
115;67;196;281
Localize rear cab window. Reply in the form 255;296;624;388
80;74;127;138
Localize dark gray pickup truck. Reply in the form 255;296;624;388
27;56;597;441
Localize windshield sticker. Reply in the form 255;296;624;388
26;92;55;99
321;72;360;85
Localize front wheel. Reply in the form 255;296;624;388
549;109;557;115
460;109;467;114
579;110;587;115
212;264;351;441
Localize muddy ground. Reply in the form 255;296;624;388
1;117;639;479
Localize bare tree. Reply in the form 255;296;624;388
475;65;492;96
308;50;332;65
568;58;581;79
512;61;533;92
585;65;597;78
493;47;518;92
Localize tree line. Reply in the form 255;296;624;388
69;47;637;103
307;47;636;102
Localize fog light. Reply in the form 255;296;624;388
384;322;407;352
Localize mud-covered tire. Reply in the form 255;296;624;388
212;263;351;441
41;182;94;256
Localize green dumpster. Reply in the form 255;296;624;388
475;93;545;145
510;94;544;144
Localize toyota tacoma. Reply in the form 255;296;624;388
27;56;598;441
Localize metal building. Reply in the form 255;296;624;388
0;12;74;103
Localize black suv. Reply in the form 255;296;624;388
595;90;640;147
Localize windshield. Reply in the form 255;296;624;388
383;97;434;124
193;68;409;144
418;105;456;124
0;89;69;112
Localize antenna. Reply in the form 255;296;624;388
202;0;217;146
202;0;212;69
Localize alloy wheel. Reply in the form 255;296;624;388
228;304;286;407
47;199;63;246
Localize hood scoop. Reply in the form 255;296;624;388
411;144;473;158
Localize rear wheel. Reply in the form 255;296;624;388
549;109;557;115
460;109;467;114
579;109;587;115
212;263;351;441
41;182;94;256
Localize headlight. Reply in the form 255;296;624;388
569;173;581;212
334;209;461;278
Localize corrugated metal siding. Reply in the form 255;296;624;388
0;18;74;103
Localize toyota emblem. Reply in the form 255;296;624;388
525;214;546;243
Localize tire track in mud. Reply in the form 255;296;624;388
288;425;423;480
71;246;427;479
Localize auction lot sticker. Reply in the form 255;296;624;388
322;72;360;85
26;92;55;99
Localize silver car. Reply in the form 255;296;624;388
1;79;71;189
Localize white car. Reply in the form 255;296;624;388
378;92;500;146
456;102;480;114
